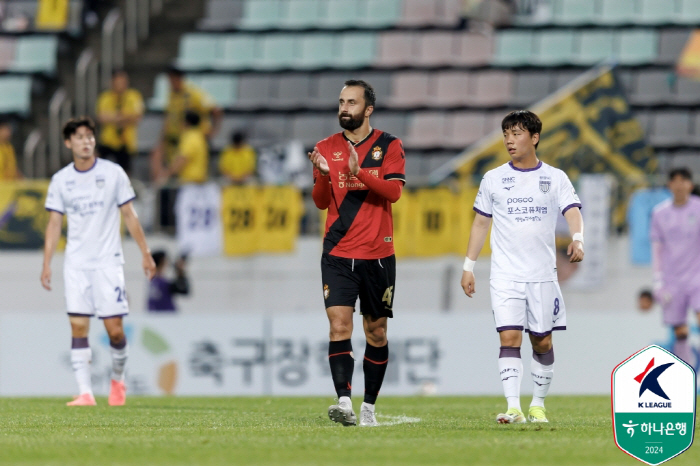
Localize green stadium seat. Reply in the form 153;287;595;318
676;0;700;24
323;0;363;28
360;0;402;28
148;74;169;110
0;76;31;114
216;35;257;70
177;34;220;70
493;30;534;66
574;30;615;65
534;30;575;65
599;0;636;25
616;29;658;65
335;32;377;68
553;0;597;25
239;0;283;29
638;0;677;24
298;33;336;69
281;0;323;29
190;74;237;108
11;35;57;73
255;34;299;69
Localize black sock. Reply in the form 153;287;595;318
363;342;389;404
328;340;354;398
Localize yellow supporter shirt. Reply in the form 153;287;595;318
218;144;256;182
96;88;144;154
177;128;209;183
0;142;18;180
165;83;215;144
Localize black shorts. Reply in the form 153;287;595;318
321;253;396;319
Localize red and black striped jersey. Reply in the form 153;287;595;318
313;129;406;260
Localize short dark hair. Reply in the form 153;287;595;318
344;79;376;108
669;167;692;181
501;110;543;148
639;289;654;301
152;250;167;268
0;116;11;127
167;65;185;77
232;130;246;145
63;117;96;140
185;111;201;127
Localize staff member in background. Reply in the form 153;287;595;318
96;70;144;174
0;118;22;180
147;250;190;312
218;130;257;184
160;111;209;184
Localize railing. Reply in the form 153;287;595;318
101;9;125;90
75;48;99;117
48;89;73;174
23;130;46;179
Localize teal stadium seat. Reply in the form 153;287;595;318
281;0;323;29
335;32;377;68
298;33;337;69
0;76;31;114
638;0;677;24
677;0;700;24
189;74;237;108
534;30;575;65
553;0;597;25
177;34;220;70
616;29;658;65
239;0;283;29
599;0;636;25
11;35;57;73
323;0;363;28
148;74;169;110
575;30;615;65
493;30;534;65
255;34;299;69
360;0;402;28
216;35;257;70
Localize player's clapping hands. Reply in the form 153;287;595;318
347;141;359;175
567;240;584;263
308;146;329;176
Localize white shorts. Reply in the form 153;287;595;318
490;279;566;337
64;266;129;319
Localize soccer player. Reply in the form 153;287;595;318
460;110;583;424
650;168;700;365
41;117;156;406
147;250;190;312
308;80;405;427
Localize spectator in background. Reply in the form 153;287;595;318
147;250;190;312
650;167;700;365
0;118;21;180
218;130;256;184
160;111;209;184
638;289;654;312
96;70;144;174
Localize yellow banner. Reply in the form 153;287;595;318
36;0;69;30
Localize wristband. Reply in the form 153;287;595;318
572;232;584;244
463;257;476;273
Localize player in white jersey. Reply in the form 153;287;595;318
41;117;156;406
461;111;584;424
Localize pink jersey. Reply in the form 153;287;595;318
650;195;700;287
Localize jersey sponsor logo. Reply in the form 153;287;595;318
371;146;383;161
332;151;343;161
384;237;392;242
503;186;514;190
507;197;533;204
65;180;75;191
501;177;515;184
96;175;105;189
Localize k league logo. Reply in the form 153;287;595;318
612;345;696;465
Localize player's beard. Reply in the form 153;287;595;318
338;111;365;131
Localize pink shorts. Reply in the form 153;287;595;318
655;282;700;327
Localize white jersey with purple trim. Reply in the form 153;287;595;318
45;158;135;269
473;161;581;282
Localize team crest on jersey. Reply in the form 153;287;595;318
323;284;330;300
95;175;105;189
332;151;343;161
371;146;383;161
539;176;551;193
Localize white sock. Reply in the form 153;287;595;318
71;347;93;396
530;359;554;408
110;343;128;382
361;402;375;412
498;357;522;410
338;396;352;407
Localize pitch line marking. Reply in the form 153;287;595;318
376;415;421;426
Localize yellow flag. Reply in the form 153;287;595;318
221;186;258;256
36;0;69;30
257;186;304;253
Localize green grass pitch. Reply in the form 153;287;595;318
0;396;697;465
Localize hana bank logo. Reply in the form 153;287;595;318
635;358;674;408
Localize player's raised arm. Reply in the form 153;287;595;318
563;207;584;263
309;146;331;209
349;141;405;203
41;210;63;291
119;202;156;280
461;212;492;298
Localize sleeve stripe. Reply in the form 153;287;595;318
383;173;405;180
45;207;64;215
562;203;582;215
118;196;136;207
473;207;492;218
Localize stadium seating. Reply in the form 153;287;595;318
10;35;57;73
553;0;597;25
0;75;32;114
